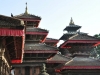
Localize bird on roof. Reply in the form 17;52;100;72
11;13;13;17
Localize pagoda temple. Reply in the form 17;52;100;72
0;15;25;75
56;18;100;75
12;3;60;75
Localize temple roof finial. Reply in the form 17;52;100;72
69;17;75;25
25;2;28;14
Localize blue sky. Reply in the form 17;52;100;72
0;0;100;40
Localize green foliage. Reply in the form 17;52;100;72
94;33;100;38
91;33;100;58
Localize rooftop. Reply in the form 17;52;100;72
0;14;24;28
25;42;59;51
47;54;71;63
26;27;48;33
14;3;41;20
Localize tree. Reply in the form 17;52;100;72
94;34;100;38
91;33;100;58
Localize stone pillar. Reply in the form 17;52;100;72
31;66;34;75
0;59;2;75
5;63;6;75
20;67;22;75
2;60;4;75
19;67;22;75
23;67;25;75
30;67;33;75
30;66;34;75
4;63;5;75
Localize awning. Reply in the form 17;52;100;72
0;28;24;36
11;59;22;64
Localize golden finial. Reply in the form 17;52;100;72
25;2;28;14
69;17;75;25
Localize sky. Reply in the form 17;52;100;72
0;0;100;43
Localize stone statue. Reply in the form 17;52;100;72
38;63;49;75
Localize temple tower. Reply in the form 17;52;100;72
57;18;100;75
12;3;58;75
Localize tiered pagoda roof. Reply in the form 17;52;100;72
60;33;75;40
14;3;41;20
26;27;48;32
64;24;81;31
64;17;81;31
11;3;59;65
26;27;48;42
60;33;100;48
14;13;41;20
47;54;71;63
0;15;25;64
58;18;100;73
44;38;59;46
24;41;58;62
26;27;48;35
56;56;100;70
13;3;41;28
68;33;100;40
24;42;58;53
0;14;24;28
60;18;81;40
45;38;59;42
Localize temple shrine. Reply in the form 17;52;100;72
57;18;100;75
0;15;25;75
12;3;59;75
0;3;100;75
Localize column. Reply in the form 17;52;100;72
5;64;7;75
20;67;22;75
0;59;2;75
32;66;34;75
2;61;4;75
4;63;5;75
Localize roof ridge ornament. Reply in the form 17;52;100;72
69;17;75;25
25;2;28;14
